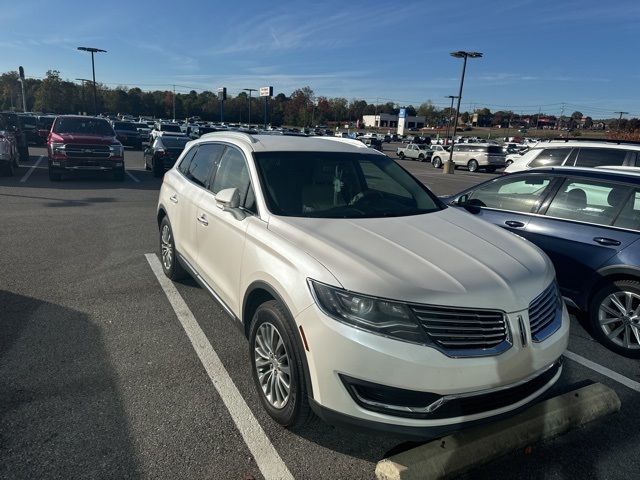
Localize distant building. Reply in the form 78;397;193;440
363;114;425;129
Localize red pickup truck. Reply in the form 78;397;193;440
48;115;125;181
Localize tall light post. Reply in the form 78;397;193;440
77;46;106;115
75;78;92;114
444;51;483;174
243;88;257;126
444;95;458;144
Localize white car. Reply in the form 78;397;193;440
504;139;640;173
156;132;568;436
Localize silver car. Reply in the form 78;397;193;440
434;143;506;172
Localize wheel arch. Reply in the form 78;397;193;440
157;204;168;228
584;265;640;310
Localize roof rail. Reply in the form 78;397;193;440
550;137;640;146
320;136;370;149
200;130;258;143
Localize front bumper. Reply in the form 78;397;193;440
50;158;124;171
297;301;569;432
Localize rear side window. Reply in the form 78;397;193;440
574;148;629;168
545;179;630;226
468;175;553;213
178;146;198;175
528;148;571;168
185;143;225;187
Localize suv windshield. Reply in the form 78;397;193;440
53;117;114;136
160;124;182;133
113;122;137;131
254;152;442;218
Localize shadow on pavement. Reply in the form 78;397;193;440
0;290;140;478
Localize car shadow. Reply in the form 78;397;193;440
0;290;140;478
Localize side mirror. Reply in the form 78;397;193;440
216;187;240;210
456;194;469;206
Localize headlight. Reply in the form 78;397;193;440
109;144;124;157
51;142;66;155
308;279;424;344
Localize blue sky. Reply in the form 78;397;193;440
1;0;639;117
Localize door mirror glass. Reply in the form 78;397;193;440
456;194;469;206
216;187;240;209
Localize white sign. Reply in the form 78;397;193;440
260;86;273;97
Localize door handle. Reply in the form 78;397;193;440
197;214;208;226
593;237;621;246
169;194;178;204
505;220;525;228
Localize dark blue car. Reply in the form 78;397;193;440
443;166;640;357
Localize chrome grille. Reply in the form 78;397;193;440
64;144;110;159
410;305;509;355
528;283;561;342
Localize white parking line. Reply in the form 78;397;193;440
20;155;44;183
126;170;140;183
145;253;294;480
565;350;640;393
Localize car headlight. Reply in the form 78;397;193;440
308;279;424;344
109;144;124;157
51;142;66;155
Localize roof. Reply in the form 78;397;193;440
527;166;640;182
529;139;640;151
197;132;375;154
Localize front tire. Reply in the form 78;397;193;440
418;153;425;162
249;300;311;428
589;280;640;358
468;159;479;172
159;217;188;280
398;152;405;159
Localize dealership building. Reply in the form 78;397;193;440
362;113;426;129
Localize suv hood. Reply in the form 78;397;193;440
50;132;117;145
268;207;554;312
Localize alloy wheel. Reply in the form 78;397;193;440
598;291;640;350
160;224;173;270
254;322;291;409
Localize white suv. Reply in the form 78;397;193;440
156;132;569;436
504;139;640;173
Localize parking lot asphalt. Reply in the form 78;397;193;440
1;146;639;480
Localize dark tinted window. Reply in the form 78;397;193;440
487;145;503;154
468;174;553;213
53;117;114;135
178;147;198;175
545;179;630;226
160;124;182;133
528;148;571;168
19;115;36;127
185;143;224;187
254;152;441;218
210;147;251;204
575;148;629;168
613;190;640;230
160;136;190;148
113;122;137;131
37;117;55;129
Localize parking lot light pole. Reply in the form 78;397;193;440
75;78;92;114
444;95;458;144
77;47;107;115
614;111;629;131
243;88;257;127
444;51;483;174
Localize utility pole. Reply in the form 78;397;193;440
614;111;628;131
243;88;257;126
444;95;458;144
77;47;106;115
218;87;227;123
535;106;541;130
18;66;27;112
557;103;565;130
75;78;92;114
172;85;176;121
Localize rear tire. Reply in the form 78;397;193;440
249;300;312;428
589;280;640;358
398;152;405;159
418;153;425;162
159;217;188;281
468;159;479;172
152;158;163;178
432;157;442;168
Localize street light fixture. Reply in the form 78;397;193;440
77;46;107;115
75;78;92;114
243;88;258;126
444;51;483;174
444;95;459;144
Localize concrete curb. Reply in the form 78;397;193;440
375;382;621;480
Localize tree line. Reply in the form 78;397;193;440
1;70;638;132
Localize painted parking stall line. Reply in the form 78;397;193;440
126;170;140;183
145;253;294;480
20;155;45;183
565;350;640;393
